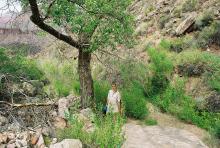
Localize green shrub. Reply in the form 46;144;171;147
94;81;110;105
147;47;173;95
0;47;44;80
151;76;220;139
58;113;125;147
160;36;196;53
214;120;220;139
182;0;197;12
144;118;158;126
196;21;220;48
159;15;170;29
37;57;79;97
2;43;41;56
122;85;148;119
175;50;220;92
195;11;214;30
119;60;150;94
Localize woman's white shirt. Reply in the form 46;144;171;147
107;90;121;113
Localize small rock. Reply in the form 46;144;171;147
7;133;15;141
16;131;30;141
50;111;58;117
15;139;27;147
49;139;82;148
0;144;6;148
7;122;21;132
31;133;40;145
51;138;57;144
22;82;36;96
36;134;45;148
0;133;8;143
6;143;16;148
0;115;8;126
58;98;70;118
7;140;15;144
53;117;67;129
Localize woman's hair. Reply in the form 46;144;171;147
111;82;117;86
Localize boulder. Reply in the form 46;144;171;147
58;95;79;118
50;139;82;148
79;108;94;121
79;108;95;133
175;13;197;35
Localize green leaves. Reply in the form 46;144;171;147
35;0;134;51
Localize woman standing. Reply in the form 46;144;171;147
106;82;121;115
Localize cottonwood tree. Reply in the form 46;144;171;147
20;0;134;108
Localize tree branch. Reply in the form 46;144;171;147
43;0;56;21
28;0;84;49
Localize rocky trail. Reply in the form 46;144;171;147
122;123;207;148
122;103;211;148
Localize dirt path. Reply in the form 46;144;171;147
122;103;216;148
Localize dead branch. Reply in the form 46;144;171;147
0;101;56;108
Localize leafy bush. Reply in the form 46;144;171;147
144;118;158;126
147;47;173;95
182;0;197;12
58;113;125;147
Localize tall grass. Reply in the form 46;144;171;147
37;57;79;97
58;112;125;147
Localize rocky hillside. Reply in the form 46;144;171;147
131;0;220;39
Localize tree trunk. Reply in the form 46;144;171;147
78;49;94;108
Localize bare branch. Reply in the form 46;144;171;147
42;0;56;21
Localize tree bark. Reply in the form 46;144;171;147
78;49;94;108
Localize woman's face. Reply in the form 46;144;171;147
112;84;117;92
